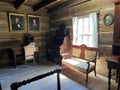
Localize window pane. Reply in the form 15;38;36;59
84;17;89;26
76;36;82;45
82;36;88;45
84;27;89;34
78;19;83;27
83;17;90;34
88;36;93;46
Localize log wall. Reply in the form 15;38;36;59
48;0;115;77
0;2;49;66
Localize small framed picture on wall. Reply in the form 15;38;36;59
103;14;114;26
27;15;40;32
9;13;26;32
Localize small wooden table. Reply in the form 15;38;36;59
106;56;120;90
9;47;24;68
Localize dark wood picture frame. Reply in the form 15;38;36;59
28;15;40;32
9;13;26;32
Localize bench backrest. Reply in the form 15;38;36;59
72;44;98;60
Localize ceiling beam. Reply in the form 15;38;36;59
33;0;57;11
14;0;25;9
48;0;91;13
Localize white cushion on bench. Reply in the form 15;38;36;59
63;58;95;73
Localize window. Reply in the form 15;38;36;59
72;12;98;47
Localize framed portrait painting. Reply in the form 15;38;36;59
103;14;114;26
28;15;40;32
9;13;26;32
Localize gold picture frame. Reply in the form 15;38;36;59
27;15;40;32
9;13;26;32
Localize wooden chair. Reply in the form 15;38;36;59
24;43;35;64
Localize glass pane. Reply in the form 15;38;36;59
84;27;89;34
76;36;82;45
84;17;89;26
82;36;88;45
78;19;83;27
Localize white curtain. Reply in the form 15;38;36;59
72;17;78;45
89;12;98;48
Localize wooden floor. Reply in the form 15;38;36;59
0;59;117;90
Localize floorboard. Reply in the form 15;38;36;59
0;59;117;90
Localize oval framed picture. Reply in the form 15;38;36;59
103;14;114;26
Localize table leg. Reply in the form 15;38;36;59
108;69;111;90
117;70;120;90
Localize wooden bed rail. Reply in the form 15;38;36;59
10;68;62;90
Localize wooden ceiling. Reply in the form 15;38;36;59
0;0;90;11
0;0;68;11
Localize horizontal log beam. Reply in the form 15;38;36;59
33;0;57;11
14;0;25;9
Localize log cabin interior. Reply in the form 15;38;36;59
0;0;119;90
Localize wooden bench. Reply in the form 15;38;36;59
62;44;98;83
